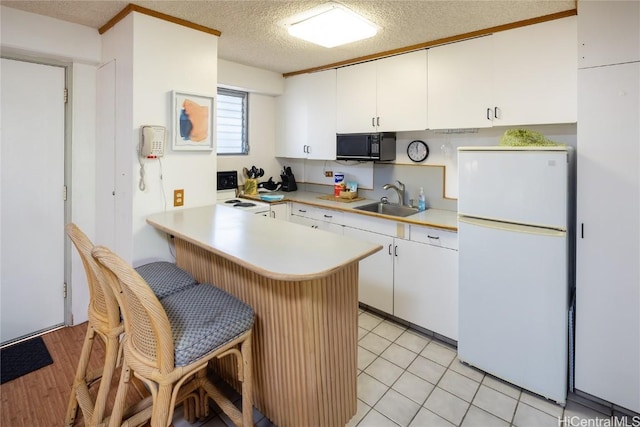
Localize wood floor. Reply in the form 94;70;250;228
0;323;147;427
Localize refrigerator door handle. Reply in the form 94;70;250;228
458;216;566;237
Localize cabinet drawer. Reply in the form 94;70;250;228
290;203;343;224
410;225;458;250
342;211;407;238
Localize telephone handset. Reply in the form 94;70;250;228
140;125;166;158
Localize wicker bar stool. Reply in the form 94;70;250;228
92;244;255;427
64;223;199;426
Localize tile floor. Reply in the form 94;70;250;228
174;308;635;427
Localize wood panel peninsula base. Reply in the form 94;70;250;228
146;206;381;427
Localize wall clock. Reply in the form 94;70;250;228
407;140;429;162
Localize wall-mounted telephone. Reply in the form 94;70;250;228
140;125;166;158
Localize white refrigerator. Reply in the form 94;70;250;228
457;146;573;405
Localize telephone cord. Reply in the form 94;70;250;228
138;159;146;191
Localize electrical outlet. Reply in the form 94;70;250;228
174;189;184;207
324;171;333;177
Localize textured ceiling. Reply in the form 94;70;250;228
1;1;576;74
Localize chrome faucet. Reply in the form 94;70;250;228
383;180;405;206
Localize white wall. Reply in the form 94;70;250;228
217;59;285;189
100;12;220;266
396;124;578;199
1;5;101;324
132;13;219;264
218;59;283;96
0;6;100;65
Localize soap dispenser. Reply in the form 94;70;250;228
418;187;426;211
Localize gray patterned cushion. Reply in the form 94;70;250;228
160;284;255;367
135;262;198;299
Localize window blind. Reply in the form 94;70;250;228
217;88;248;154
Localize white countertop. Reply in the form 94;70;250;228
252;190;459;231
147;205;382;282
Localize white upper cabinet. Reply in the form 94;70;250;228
275;73;308;158
492;16;577;126
306;69;338;160
578;0;640;68
428;16;577;129
427;35;494;129
336;61;377;133
337;50;428;133
275;69;337;160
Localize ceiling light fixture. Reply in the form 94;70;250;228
286;3;378;48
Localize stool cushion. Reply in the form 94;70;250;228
135;262;198;299
160;284;255;367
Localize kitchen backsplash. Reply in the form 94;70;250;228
298;123;576;210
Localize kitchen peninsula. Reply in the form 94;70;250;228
147;205;381;427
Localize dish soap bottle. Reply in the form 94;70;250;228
418;187;426;211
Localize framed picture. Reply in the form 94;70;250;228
172;91;215;151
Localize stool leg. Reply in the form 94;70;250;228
151;383;174;427
197;368;209;419
108;358;131;427
64;324;96;426
241;335;253;427
89;333;120;425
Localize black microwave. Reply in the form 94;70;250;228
336;132;396;161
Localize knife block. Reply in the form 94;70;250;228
280;173;297;192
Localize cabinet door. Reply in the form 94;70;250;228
269;203;288;221
492;17;577;125
336;61;377;133
575;63;640;413
578;1;640;68
376;50;428;132
343;227;394;313
427;35;493;129
394;239;458;340
307;69;337;160
275;74;308;158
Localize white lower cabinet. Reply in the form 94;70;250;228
343;226;395;313
289;205;459;341
342;213;459;341
269;203;288;221
289;203;344;234
394;237;458;340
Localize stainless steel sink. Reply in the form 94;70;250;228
354;202;419;217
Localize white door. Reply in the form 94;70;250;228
1;58;66;344
575;62;640;413
95;60;116;247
